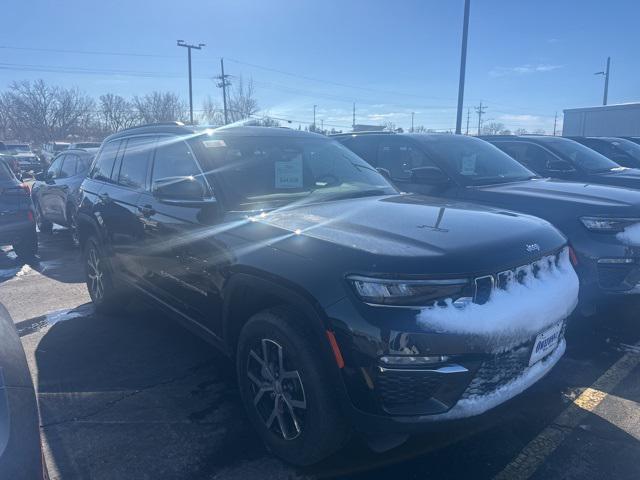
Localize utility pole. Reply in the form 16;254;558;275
475;101;486;136
215;58;232;125
411;112;415;133
466;107;471;135
313;104;317;130
595;57;611;106
352;102;356;130
455;0;471;134
177;40;205;125
320;119;324;132
553;111;558;136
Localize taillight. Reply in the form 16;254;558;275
27;210;34;222
569;246;579;267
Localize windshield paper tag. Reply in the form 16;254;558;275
202;139;226;148
275;158;303;189
461;155;476;175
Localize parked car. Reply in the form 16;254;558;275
67;142;101;149
0;158;37;258
31;148;97;244
621;137;640;146
334;132;640;309
41;141;70;166
77;124;577;465
0;143;42;175
0;302;48;479
481;135;640;189
566;136;640;169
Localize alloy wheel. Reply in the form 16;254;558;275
86;246;104;301
247;338;307;441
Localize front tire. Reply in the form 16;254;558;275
236;307;349;466
83;236;126;314
13;228;38;260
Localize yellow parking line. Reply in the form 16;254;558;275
493;346;640;480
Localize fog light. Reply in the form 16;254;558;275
379;355;449;366
597;258;635;264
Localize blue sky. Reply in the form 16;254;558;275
1;0;638;133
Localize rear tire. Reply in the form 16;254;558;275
13;228;38;260
83;236;127;314
236;307;349;466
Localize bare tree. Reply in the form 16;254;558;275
200;95;225;125
533;128;546;135
482;122;505;135
99;93;137;133
2;79;95;142
132;91;187;124
383;121;397;132
514;128;528;135
228;76;259;122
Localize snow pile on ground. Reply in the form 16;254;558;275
616;223;640;247
417;248;579;349
433;339;566;421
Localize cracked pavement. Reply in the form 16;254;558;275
1;230;639;479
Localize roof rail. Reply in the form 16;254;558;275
330;130;394;137
119;121;186;133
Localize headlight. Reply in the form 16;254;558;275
347;275;470;307
580;217;640;232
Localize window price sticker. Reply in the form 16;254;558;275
275;157;303;188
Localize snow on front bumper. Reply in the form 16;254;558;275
432;338;566;421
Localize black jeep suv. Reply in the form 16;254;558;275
482;135;640;189
77;124;575;465
335;132;640;307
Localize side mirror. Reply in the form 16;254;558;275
153;176;212;206
409;166;450;185
546;160;574;172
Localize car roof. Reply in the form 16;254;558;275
60;147;99;155
105;123;327;142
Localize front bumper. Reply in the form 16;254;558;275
346;339;565;434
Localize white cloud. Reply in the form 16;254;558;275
490;64;563;77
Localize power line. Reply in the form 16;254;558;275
0;45;179;58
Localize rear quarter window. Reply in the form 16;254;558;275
90;140;121;182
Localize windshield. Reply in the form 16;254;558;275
539;137;620;172
606;138;640;161
0;159;15;181
416;135;536;185
6;144;30;152
197;135;396;211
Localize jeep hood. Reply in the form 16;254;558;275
233;194;567;276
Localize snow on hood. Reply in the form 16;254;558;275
616;223;640;247
417;248;578;349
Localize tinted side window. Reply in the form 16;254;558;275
151;138;209;193
496;142;555;173
341;136;379;164
91;141;121;182
377;139;435;181
77;154;93;173
47;155;65;179
59;154;79;178
117;136;156;190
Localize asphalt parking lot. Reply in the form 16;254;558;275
1;229;639;480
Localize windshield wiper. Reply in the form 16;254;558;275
325;188;390;201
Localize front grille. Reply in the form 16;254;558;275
376;370;444;414
597;263;639;290
471;249;562;305
461;345;531;399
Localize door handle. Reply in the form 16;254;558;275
98;192;110;203
138;204;156;217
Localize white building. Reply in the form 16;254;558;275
563;103;640;136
